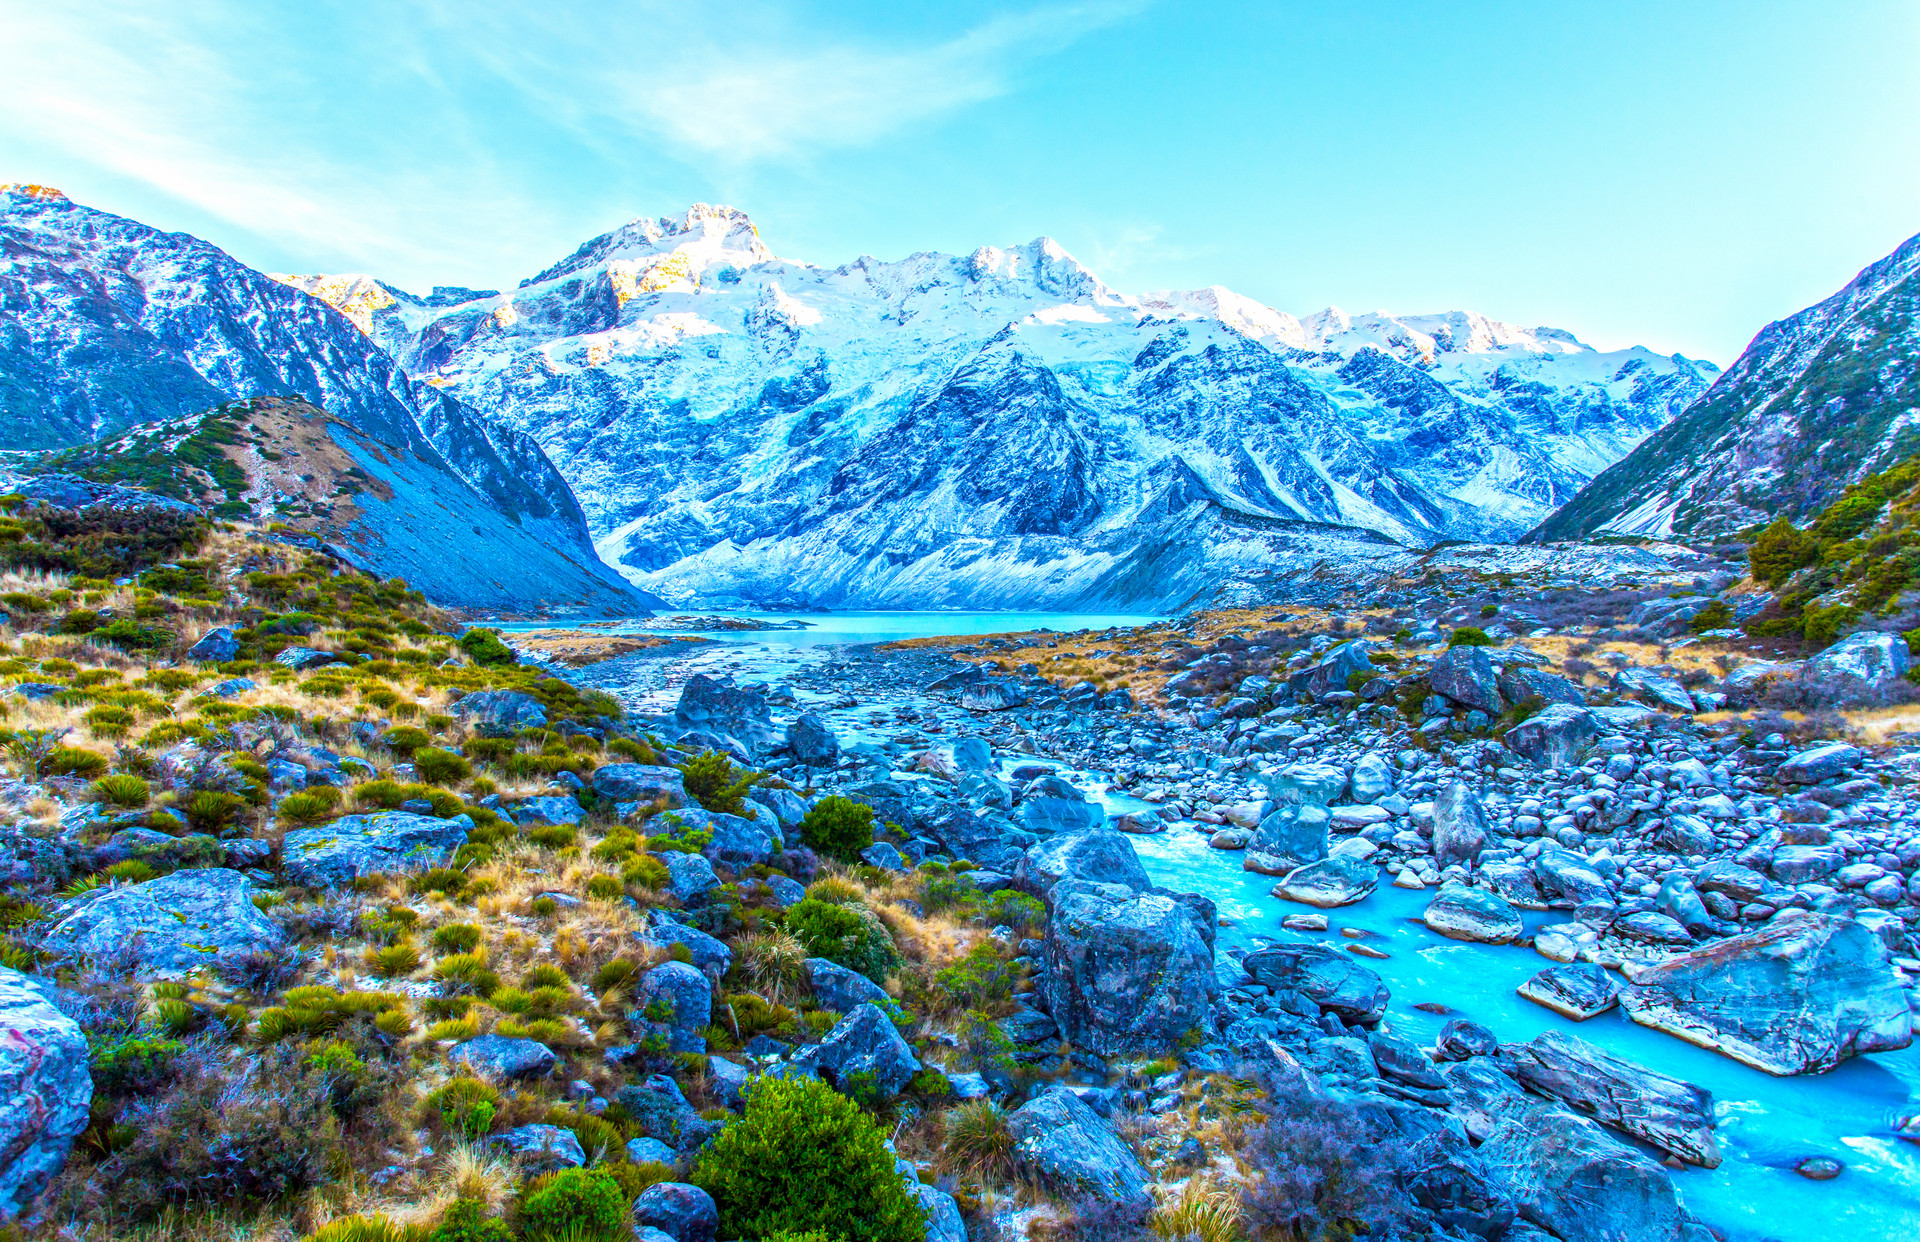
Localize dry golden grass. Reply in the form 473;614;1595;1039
507;628;705;667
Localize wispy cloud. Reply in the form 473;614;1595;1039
433;1;1145;161
0;1;1141;283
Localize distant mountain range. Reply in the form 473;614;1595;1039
1533;229;1920;543
0;184;647;615
274;204;1718;609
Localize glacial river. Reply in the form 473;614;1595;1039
536;611;1920;1242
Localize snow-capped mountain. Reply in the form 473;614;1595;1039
0;185;646;614
285;204;1716;608
1532;230;1920;542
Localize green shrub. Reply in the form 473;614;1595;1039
1803;603;1861;650
430;1077;501;1140
934;942;1019;1009
278;786;343;825
1687;599;1733;634
383;726;432;756
680;750;758;816
413;747;472;785
431;923;483;954
44;745;110;778
1749;517;1821;586
1446;627;1493;648
984;889;1046;936
796;796;875;863
693;1075;924;1242
519;1167;627;1242
1478;603;1498;618
429;1200;512;1242
183;789;247;833
785;898;898;984
89;772;150;807
456;628;515;667
306;1216;430;1242
1814;494;1883;542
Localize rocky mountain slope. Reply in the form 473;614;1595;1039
0;184;646;616
13;396;658;614
282;205;1719;610
1532;230;1920;542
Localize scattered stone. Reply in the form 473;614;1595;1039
789;1003;922;1096
1497;1029;1720;1167
1422;881;1523;944
44;867;284;977
0;966;90;1219
280;811;467;886
1043;880;1217;1055
633;1182;719;1242
1273;855;1378;908
450;1035;557;1081
1519;963;1623;1021
592;764;688;807
1006;1086;1153;1221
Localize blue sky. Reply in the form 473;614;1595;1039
2;0;1915;362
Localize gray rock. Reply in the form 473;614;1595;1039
489;1124;584;1172
206;677;255;697
637;961;712;1053
1778;743;1863;785
861;841;907;871
1533;850;1611;905
761;874;805;907
1349;752;1395;803
1272;855;1378;908
666;853;721;903
1612;668;1695;713
783;714;840;767
1497;667;1587;708
1432;782;1489;868
592;763;688;807
1653;876;1717;937
1497;1029;1719;1167
1019;778;1107;837
626;1136;678;1166
706;1056;749;1109
1013;827;1148;899
1043;880;1217;1055
273;645;342;671
1245;762;1344;875
1435;1018;1499;1061
1503;704;1600;769
449;689;550;737
185;626;240;663
1369;1029;1445;1089
643;916;733;982
916;738;995;780
0;967;90;1219
1287;640;1376;700
1518;963;1623;1020
45;867;284;977
1619;913;1913;1074
1007;1086;1153;1220
807;957;893;1012
959;681;1027;711
907;1179;967;1242
615;1075;719;1153
1428;645;1503;714
1476;1093;1690;1242
449;1034;557;1081
513;796;586;827
280;811;467;886
1423;881;1523;944
633;1182;718;1242
1243;942;1389;1025
702;812;782;865
674;674;776;757
1808;630;1910;684
1691;860;1769;903
790;1003;921;1096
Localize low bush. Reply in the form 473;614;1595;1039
796;796;875;863
784;898;899;984
693;1074;924;1242
518;1167;627;1242
680;750;758;816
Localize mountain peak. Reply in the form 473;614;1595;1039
522;202;773;290
0;183;67;201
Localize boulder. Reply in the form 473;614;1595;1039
450;1034;557;1081
783;714;840;767
1477;1097;1690;1242
1043;880;1217;1055
642;916;733;982
906;1179;967;1242
633;1182;718;1242
1497;667;1586;708
637;962;711;1054
1019;776;1107;836
185;625;240;663
1722;659;1796;705
790;1003;921;1096
626;1136;677;1166
1369;1029;1446;1090
1286;640;1376;700
1013;828;1148;899
450;689;548;736
274;646;342;671
1435;1019;1499;1061
959;681;1026;711
702;813;781;866
0;967;90;1219
1423;882;1523;944
1611;668;1695;713
674;674;775;757
1428;645;1503;714
281;811;467;886
666;853;721;903
1533;850;1611;906
616;1075;719;1153
45;868;284;977
1503;704;1600;769
1245;763;1344;875
489;1124;584;1172
916;738;994;780
1619;913;1913;1074
592;764;688;807
1497;1030;1720;1168
1808;630;1910;684
1243;942;1389;1025
1431;782;1489;868
1006;1086;1153;1220
1518;963;1622;1020
1691;860;1770;904
807;957;892;1012
1348;753;1396;804
1272;855;1378;908
1778;742;1863;785
514;796;585;827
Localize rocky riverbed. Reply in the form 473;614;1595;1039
536;608;1920;1242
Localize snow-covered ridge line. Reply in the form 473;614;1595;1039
269;203;1721;610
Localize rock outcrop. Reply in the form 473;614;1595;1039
0;967;90;1218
